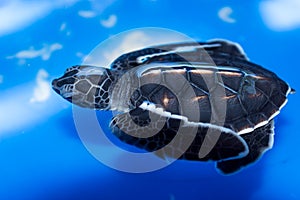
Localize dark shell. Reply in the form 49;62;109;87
129;64;289;133
111;40;291;133
109;40;293;174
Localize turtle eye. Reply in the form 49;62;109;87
56;77;76;87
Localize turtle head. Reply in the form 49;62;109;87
52;65;115;110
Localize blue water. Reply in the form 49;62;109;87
1;1;299;199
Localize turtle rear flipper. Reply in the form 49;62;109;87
216;120;275;174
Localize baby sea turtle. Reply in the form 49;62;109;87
52;40;294;174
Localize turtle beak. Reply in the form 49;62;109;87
52;78;61;95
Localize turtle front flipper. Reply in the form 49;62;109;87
110;108;168;150
110;108;182;153
216;120;275;174
110;107;249;162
